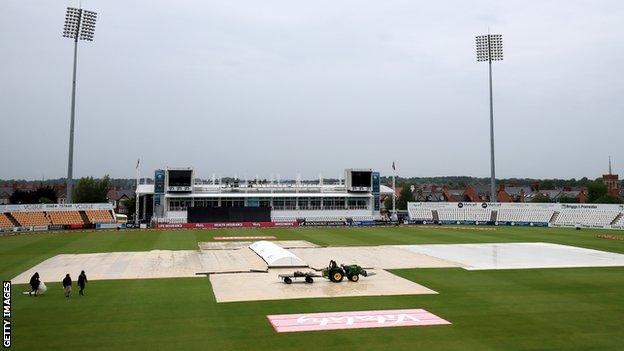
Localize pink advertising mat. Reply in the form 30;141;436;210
267;308;451;333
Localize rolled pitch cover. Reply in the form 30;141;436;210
23;281;48;295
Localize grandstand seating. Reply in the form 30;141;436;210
48;211;84;225
11;211;51;226
554;209;620;226
2;202;623;231
0;214;14;228
85;210;114;223
270;209;374;223
272;215;374;222
496;208;555;223
436;208;492;222
407;208;434;221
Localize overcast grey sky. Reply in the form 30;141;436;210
1;0;623;180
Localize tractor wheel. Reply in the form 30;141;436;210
349;274;359;282
305;276;314;284
331;271;344;283
284;277;292;284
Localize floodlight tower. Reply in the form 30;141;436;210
475;33;503;202
63;7;97;203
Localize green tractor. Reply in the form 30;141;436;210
322;260;370;283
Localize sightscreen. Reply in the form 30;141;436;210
168;170;192;187
187;206;271;223
351;171;372;188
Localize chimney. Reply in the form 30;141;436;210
531;181;540;192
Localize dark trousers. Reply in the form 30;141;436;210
79;284;85;295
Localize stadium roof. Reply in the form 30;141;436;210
136;184;154;195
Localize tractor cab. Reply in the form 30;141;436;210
322;260;369;283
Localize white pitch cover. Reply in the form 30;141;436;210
249;241;307;267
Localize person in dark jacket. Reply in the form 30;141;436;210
29;272;40;296
62;274;72;298
77;270;87;296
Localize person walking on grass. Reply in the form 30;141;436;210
78;270;87;296
62;274;72;298
29;272;40;296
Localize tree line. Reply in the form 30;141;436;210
8;177;112;204
378;176;615;189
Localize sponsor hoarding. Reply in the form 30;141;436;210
549;223;611;229
408;202;624;211
95;223;125;229
155;222;298;229
496;221;548;227
302;221;346;227
350;220;376;226
0;203;113;213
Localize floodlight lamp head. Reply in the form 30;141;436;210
62;7;97;41
475;34;503;62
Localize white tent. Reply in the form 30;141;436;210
379;184;395;195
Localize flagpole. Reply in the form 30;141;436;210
135;158;140;226
392;161;397;221
392;175;396;217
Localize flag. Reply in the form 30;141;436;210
136;158;140;169
392;161;396;171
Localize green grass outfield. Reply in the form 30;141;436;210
3;225;624;350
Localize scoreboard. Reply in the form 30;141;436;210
345;169;372;192
167;169;193;192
